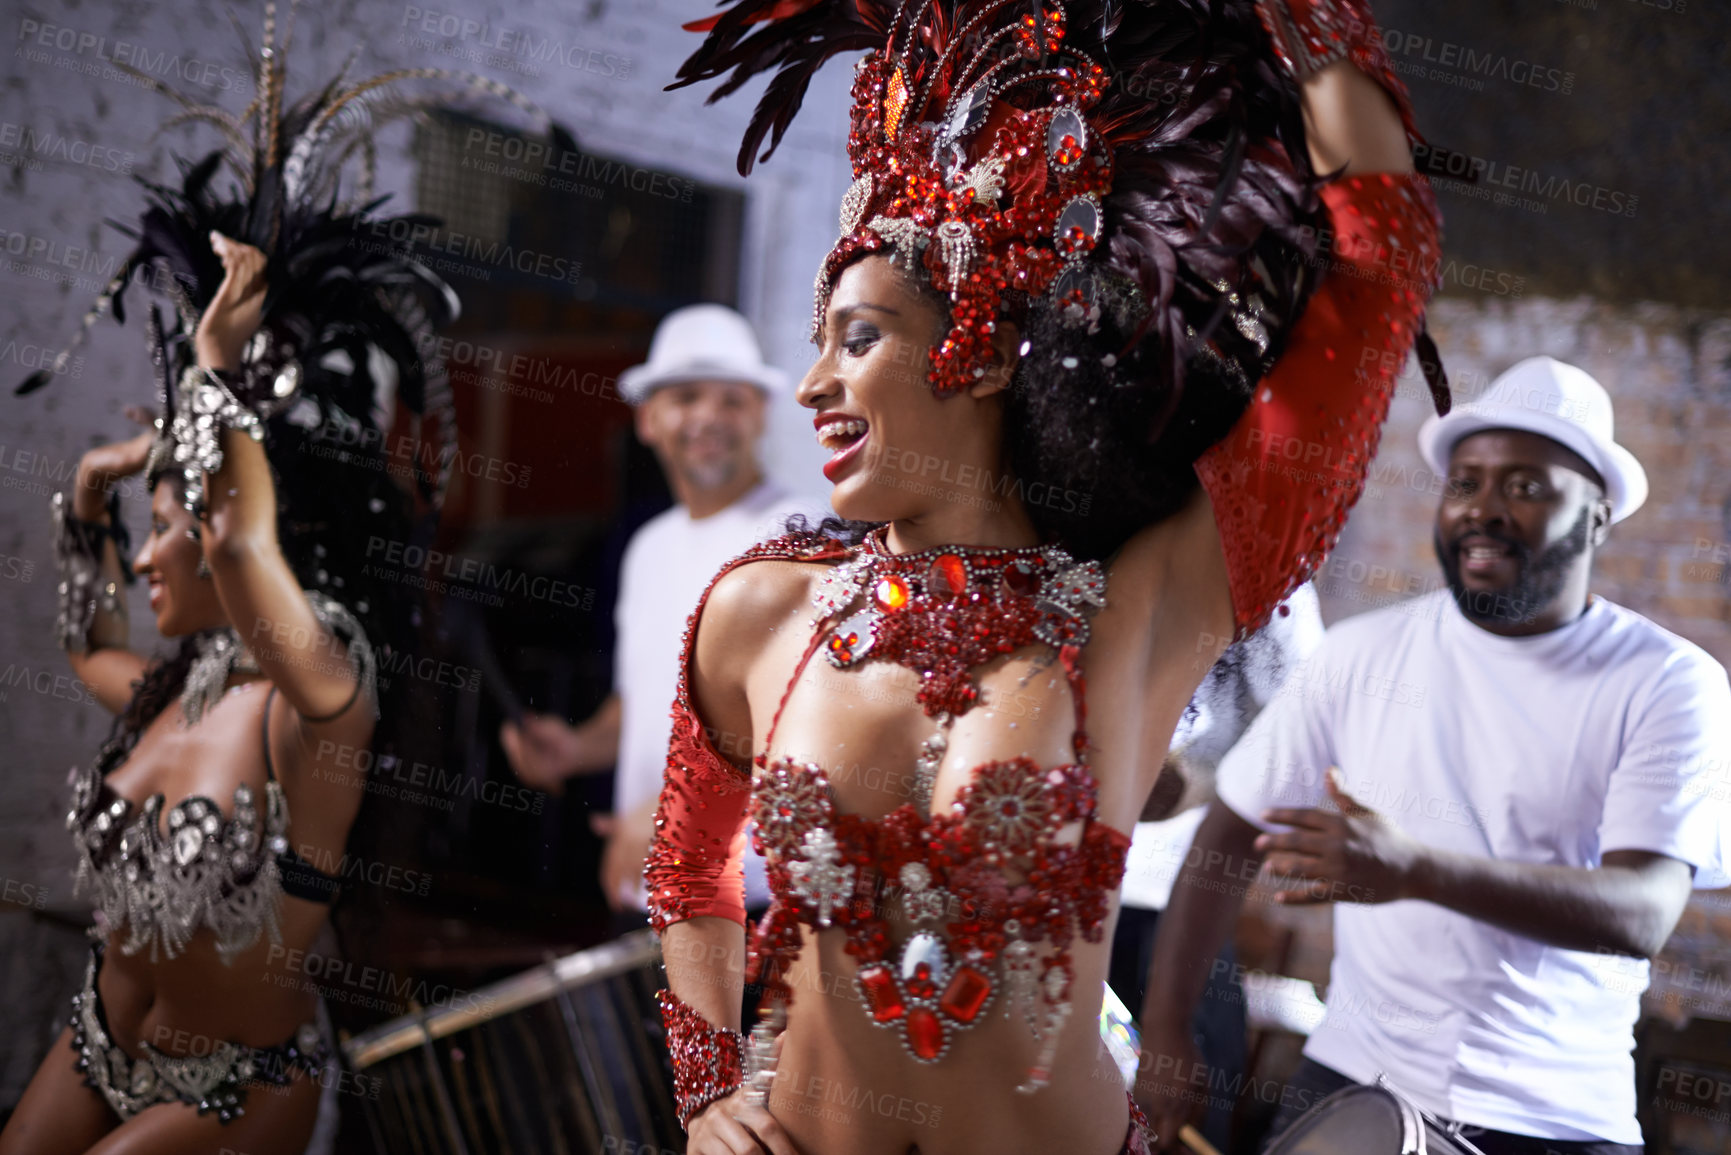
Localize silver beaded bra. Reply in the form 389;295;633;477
66;592;373;963
68;758;293;963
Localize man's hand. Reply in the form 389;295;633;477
1256;769;1425;906
500;712;586;791
596;797;658;911
194;232;268;371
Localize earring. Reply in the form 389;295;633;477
196;557;212;579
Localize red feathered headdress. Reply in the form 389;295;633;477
675;0;1321;408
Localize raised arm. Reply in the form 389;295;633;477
1300;58;1413;177
194;234;374;740
58;426;154;713
1182;10;1440;643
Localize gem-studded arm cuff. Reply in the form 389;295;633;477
151;365;265;515
51;488;132;654
658;988;744;1131
1254;0;1420;143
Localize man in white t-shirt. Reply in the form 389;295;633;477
501;305;809;921
1137;356;1731;1153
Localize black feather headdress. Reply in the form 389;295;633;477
18;0;563;517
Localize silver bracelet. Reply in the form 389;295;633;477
166;365;263;512
51;489;128;654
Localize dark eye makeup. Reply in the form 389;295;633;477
841;321;880;355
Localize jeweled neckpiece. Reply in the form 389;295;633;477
809;527;1106;718
758;527;1114;1088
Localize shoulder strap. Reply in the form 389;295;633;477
261;684;279;783
760;619;834;763
672;531;854;775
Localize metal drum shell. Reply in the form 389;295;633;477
1263;1080;1488;1155
341;930;679;1155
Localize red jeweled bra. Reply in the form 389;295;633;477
748;528;1125;1091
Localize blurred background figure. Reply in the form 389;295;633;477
500;304;808;928
1139;359;1731;1152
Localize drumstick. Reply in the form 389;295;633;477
1178;1124;1223;1155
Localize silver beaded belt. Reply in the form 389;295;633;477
68;945;330;1123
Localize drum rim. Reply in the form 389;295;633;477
1265;1079;1428;1155
342;929;664;1070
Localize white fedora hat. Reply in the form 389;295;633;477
616;304;787;405
1417;355;1648;523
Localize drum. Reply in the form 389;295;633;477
342;930;679;1155
1264;1080;1489;1155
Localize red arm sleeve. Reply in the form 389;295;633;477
644;605;754;932
645;700;753;931
1195;170;1440;639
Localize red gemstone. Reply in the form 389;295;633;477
1003;562;1038;596
859;966;905;1022
906;1006;946;1060
939;966;992;1023
928;554;967;599
906;961;937;1000
874;574;910;611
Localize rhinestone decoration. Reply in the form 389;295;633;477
811;553;873;617
786;827;855;928
64;589;376;963
659;989;746;1131
900;861;950;924
648;529;1200;1093
808;528;1104;718
1053;194;1102;257
838;173;875;238
884;66;910;140
934;220;979;294
809;0;1118;395
1046;107;1087;172
735;530;1122;1082
68;945;330;1122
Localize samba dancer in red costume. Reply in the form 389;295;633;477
647;0;1445;1150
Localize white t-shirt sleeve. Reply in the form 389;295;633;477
1597;649;1731;889
1215;644;1343;831
612;530;647;695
